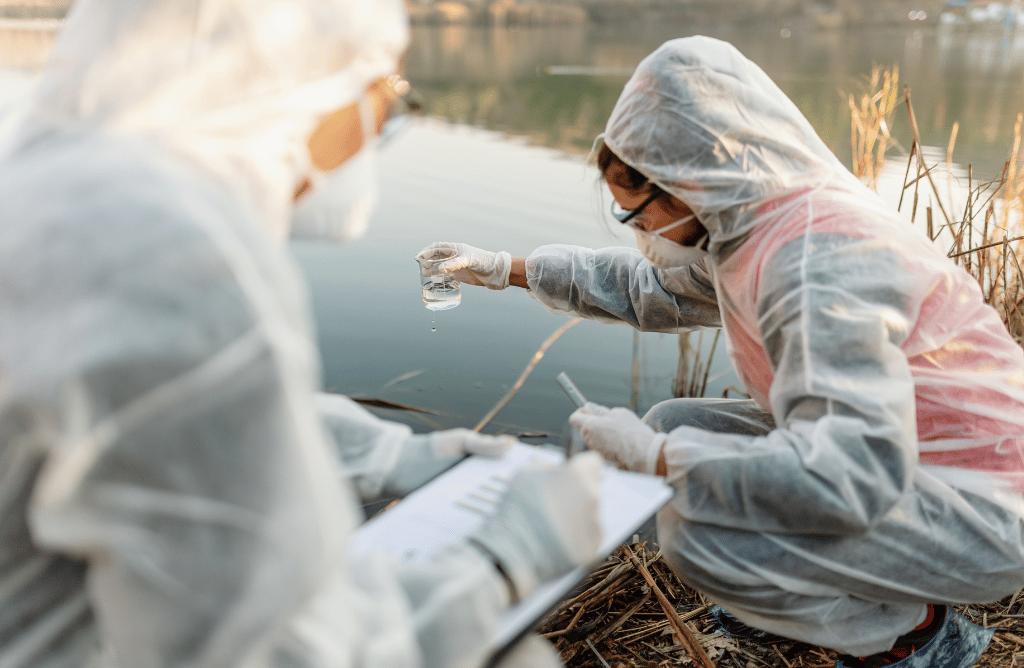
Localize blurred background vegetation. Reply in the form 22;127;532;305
405;0;978;27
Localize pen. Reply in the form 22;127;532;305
556;372;588;458
556;372;587;408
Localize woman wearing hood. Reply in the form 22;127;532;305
0;0;607;667
420;36;1024;668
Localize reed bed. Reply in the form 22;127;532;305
537;543;1024;668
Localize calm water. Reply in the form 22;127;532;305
2;21;1023;443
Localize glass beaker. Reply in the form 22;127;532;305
416;248;461;311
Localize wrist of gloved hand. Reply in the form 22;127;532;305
569;403;665;474
477;250;512;290
384;429;515;497
415;242;513;290
465;452;603;601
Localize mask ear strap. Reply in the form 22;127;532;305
587;133;606;165
654;213;696;238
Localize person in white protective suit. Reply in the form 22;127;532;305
0;1;606;667
417;36;1024;668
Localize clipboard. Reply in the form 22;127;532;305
348;443;673;663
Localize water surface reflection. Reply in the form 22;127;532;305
406;23;1024;177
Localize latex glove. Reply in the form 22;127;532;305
467;452;603;601
416;241;512;290
496;635;563;668
569;403;666;475
386;429;516;496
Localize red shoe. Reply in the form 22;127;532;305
834;605;993;668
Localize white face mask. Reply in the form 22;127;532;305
290;96;379;243
634;214;709;269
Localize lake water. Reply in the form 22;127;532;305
2;21;1023;444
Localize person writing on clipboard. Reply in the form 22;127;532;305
419;37;1024;668
0;1;605;667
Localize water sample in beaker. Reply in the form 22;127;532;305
417;249;461;311
422;276;461;310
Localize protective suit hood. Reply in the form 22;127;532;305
6;0;409;242
603;36;863;251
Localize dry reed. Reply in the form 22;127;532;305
848;65;903;190
673;329;722;399
473;317;582;432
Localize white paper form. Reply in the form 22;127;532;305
348;443;673;657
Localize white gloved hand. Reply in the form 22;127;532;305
386;429;516;496
466;452;603;601
569;403;666;475
415;242;512;290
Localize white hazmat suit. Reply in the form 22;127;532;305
0;1;600;667
531;37;1024;658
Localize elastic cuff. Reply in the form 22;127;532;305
644;433;670;476
494;251;513;290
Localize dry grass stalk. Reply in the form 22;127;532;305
349;397;438;414
948;121;960;211
673;331;693;399
472;317;582;432
586;639;614;668
624;544;715;668
848;65;901;190
673;329;722;399
903;86;952;227
631;330;641;413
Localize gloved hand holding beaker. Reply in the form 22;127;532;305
467;451;604;601
416;242;513;290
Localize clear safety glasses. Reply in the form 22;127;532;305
610;189;662;230
378;74;424;146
